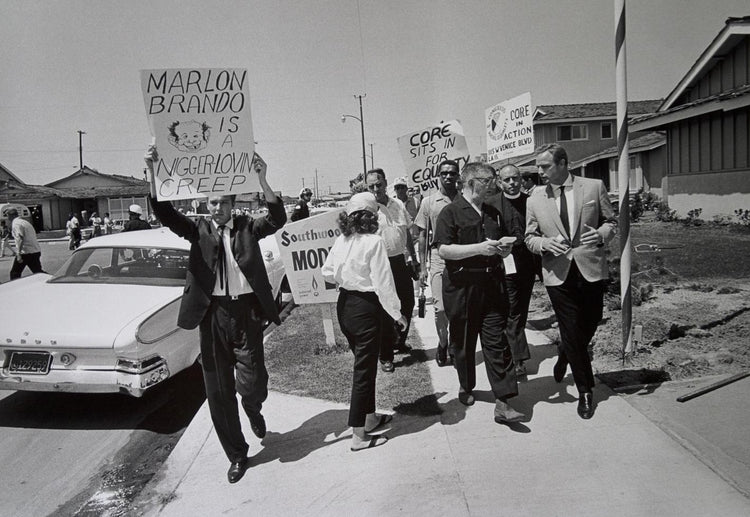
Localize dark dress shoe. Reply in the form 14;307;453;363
249;413;266;439
436;346;447;367
380;360;395;373
458;391;475;406
227;458;249;483
553;357;568;383
577;392;594;419
394;343;412;354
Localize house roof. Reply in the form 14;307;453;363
660;16;750;112
0;181;67;201
0;162;26;186
570;132;666;170
533;100;662;123
45;166;147;187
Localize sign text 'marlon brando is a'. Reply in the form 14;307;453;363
141;68;259;201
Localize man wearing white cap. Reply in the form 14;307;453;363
122;203;151;232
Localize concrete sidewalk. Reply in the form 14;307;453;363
138;310;750;516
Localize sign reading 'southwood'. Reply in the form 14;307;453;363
140;68;258;201
275;209;342;304
485;92;534;163
397;120;470;197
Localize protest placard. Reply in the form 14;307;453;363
397;120;470;197
485;92;534;162
140;68;258;201
275;209;342;304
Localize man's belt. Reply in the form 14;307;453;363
454;265;501;274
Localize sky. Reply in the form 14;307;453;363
1;0;748;197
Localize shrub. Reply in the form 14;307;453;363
655;201;676;222
683;208;703;226
712;214;733;225
629;189;644;222
735;209;750;226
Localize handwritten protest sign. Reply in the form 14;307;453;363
275;209;341;304
485;92;534;162
140;68;258;201
397;120;470;197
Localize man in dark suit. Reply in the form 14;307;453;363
486;164;537;376
525;143;616;419
145;147;286;483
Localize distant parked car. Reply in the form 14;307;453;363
0;228;289;397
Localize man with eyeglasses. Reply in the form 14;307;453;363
414;159;460;367
486;164;537;377
365;168;418;372
433;162;525;424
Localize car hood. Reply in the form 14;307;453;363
0;275;182;349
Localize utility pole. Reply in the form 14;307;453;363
357;95;367;176
314;168;319;200
77;130;86;170
369;143;374;169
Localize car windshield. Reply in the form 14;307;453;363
49;246;189;286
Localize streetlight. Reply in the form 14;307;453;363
341;94;367;177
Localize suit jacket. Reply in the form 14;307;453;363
150;197;287;329
524;176;616;286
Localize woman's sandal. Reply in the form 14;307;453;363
350;435;388;451
364;413;393;433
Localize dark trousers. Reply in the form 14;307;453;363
546;261;604;394
10;252;43;280
337;289;383;427
379;254;415;362
449;284;518;400
505;268;535;363
199;294;268;463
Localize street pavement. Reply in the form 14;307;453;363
136;301;750;517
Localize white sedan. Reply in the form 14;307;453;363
0;228;289;397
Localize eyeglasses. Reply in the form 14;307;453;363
439;169;459;176
473;176;495;185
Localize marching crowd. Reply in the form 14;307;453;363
141;141;616;483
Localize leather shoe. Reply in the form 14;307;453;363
577;392;594;419
394;343;412;354
249;413;266;439
458;391;475;406
380;360;395;373
435;346;447;367
227;458;249;484
553;357;568;383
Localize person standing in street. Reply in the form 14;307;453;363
1;220;13;258
414;159;460;367
434;162;524;423
103;212;114;235
322;192;406;451
122;204;151;232
146;145;286;484
486;164;537;376
89;212;103;238
66;212;81;250
525;143;616;420
365;168;418;372
8;208;43;280
290;188;313;222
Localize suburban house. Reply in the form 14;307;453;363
491;99;664;194
631;16;750;219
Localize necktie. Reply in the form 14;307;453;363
217;225;229;295
559;186;570;237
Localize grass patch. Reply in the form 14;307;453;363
265;303;438;414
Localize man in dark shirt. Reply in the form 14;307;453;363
433;162;524;424
122;204;152;232
486;164;537;376
290;188;312;221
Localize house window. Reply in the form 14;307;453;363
601;122;613;139
557;124;588;141
107;196;148;223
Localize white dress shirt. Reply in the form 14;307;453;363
321;232;402;322
376;198;412;257
552;174;576;237
211;218;254;297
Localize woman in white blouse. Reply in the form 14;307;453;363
322;192;407;451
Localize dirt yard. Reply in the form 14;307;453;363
529;217;750;388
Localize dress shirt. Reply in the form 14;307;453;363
12;218;41;254
376;198;411;257
414;191;452;246
321;233;402;322
211;218;254;297
551;174;576;237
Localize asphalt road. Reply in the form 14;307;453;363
0;238;72;283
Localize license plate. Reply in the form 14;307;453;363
8;351;52;375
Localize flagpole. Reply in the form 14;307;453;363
615;0;632;363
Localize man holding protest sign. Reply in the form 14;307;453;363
414;159;460;367
434;162;524;424
365;168;417;373
145;145;286;483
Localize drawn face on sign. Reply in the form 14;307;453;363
168;120;211;153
